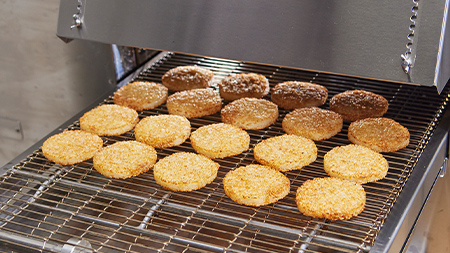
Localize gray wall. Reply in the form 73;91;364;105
0;0;116;167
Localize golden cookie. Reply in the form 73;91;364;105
166;88;222;118
254;134;317;172
271;81;328;110
296;177;366;220
223;164;290;207
42;130;103;165
113;81;168;110
221;97;278;130
329;90;389;121
282;107;343;141
190;123;250;159
135;115;191;148
93;141;157;179
162;65;214;91
153;152;219;192
80;104;139;136
348;117;410;153
323;144;389;184
219;73;270;101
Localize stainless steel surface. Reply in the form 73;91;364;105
0;0;116;168
0;53;449;252
56;0;450;92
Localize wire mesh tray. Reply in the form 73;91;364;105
0;52;448;252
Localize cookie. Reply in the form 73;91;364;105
348;117;410;153
223;164;290;207
42;130;103;165
113;81;168;110
282;107;343;141
93;141;157;179
190;123;250;159
162;65;214;91
219;73;270;101
253;134;317;172
296;177;366;220
329;90;389;121
271;81;328;110
166;88;222;118
323;144;389;184
134;114;191;148
153;152;219;192
221;97;278;130
80;104;139;136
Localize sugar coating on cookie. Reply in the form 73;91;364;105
254;134;317;172
135;114;191;148
296;177;366;220
113;81;168;110
282;107;343;141
190;123;250;159
162;65;214;91
348;117;410;153
221;97;278;130
271;81;328;110
153;152;219;192
329;90;389;121
42;130;103;165
80;104;139;136
223;164;290;207
93;141;157;179
166;88;222;118
323;144;389;184
219;73;270;101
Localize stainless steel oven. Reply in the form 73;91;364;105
0;1;449;252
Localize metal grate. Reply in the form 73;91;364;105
0;52;448;252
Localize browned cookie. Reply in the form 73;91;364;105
219;73;270;101
166;88;222;118
271;81;328;110
113;81;168;110
329;90;388;121
282;107;343;141
162;65;214;91
348;117;410;153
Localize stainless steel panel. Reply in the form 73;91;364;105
57;0;449;92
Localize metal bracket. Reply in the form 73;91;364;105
70;0;83;29
440;157;448;178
